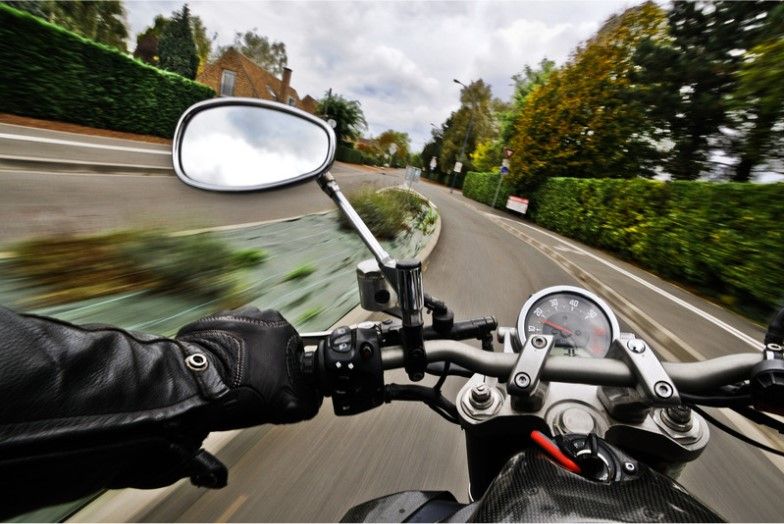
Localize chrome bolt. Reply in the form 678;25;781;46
654;381;673;399
766;343;783;352
627;339;646;353
531;335;547;349
470;384;493;408
514;373;531;389
623;462;636;474
185;353;208;372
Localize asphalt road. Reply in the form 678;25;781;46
130;178;783;522
0;162;396;244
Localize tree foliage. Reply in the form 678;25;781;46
438;79;496;175
633;1;773;180
507;2;667;193
4;0;129;52
134;11;213;73
219;28;287;77
500;58;555;144
375;129;411;166
317;90;367;145
158;4;199;80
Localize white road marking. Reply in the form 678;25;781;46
492;214;764;350
0;132;170;154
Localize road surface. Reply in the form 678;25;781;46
0;161;395;244
129;178;782;522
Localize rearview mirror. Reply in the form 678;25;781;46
173;98;336;191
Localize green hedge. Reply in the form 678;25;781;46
531;178;784;318
462;171;513;207
0;4;214;137
335;144;384;166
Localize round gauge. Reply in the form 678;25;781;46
516;286;619;358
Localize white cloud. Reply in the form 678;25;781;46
126;1;642;150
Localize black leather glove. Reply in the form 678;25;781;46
176;306;322;429
0;305;321;519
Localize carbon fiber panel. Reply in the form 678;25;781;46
468;451;722;522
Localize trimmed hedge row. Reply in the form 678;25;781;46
462;171;513;208
0;4;214;137
336;144;384;166
531;178;784;318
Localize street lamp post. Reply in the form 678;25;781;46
451;78;474;194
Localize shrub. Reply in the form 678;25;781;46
0;4;214;137
7;230;266;306
339;188;428;239
462;171;514;208
531;178;784;318
284;263;316;282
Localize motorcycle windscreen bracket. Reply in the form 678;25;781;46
607;333;680;405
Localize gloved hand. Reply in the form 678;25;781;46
176;306;323;429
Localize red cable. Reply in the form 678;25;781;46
530;430;582;474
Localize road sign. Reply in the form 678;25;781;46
506;196;529;215
504;148;514;159
429;156;437;170
501;158;510;168
453;161;463;173
500;165;509;175
389;143;398;155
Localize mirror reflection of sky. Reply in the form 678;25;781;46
181;105;330;188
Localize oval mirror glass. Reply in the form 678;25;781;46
174;101;334;191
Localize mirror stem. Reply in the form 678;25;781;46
318;172;398;286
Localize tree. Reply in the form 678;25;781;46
729;4;784;181
316;90;367;145
471;139;503;172
508;2;667;192
375;129;411;167
7;0;130;52
220;29;287;77
500;58;556;144
438;79;496;175
190;15;215;73
134;12;213;71
133;14;169;65
158;4;199;79
633;1;773;180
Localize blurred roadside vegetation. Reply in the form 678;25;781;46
6;231;266;308
339;188;431;240
424;1;784;186
531;178;784;321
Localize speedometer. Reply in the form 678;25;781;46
516;286;619;358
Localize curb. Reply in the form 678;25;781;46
67;196;443;523
0;156;174;176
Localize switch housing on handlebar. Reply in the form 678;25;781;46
316;324;385;416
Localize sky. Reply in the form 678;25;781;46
125;0;643;151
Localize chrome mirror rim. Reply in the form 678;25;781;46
171;97;336;192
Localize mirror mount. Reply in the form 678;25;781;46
317;172;427;381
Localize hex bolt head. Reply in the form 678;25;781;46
623;462;636;474
654;381;673;399
531;336;547;349
514;373;531;389
627;339;646;353
470;384;492;404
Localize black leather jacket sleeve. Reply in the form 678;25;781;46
0;306;229;518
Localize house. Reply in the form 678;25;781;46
198;47;318;114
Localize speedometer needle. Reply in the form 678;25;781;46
543;319;574;336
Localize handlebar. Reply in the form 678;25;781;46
381;340;762;394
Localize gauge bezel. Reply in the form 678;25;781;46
516;285;620;352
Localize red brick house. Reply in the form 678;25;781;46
198;47;318;114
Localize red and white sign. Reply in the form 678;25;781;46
506;196;529;215
504;148;514;159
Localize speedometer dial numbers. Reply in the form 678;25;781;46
517;287;619;358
